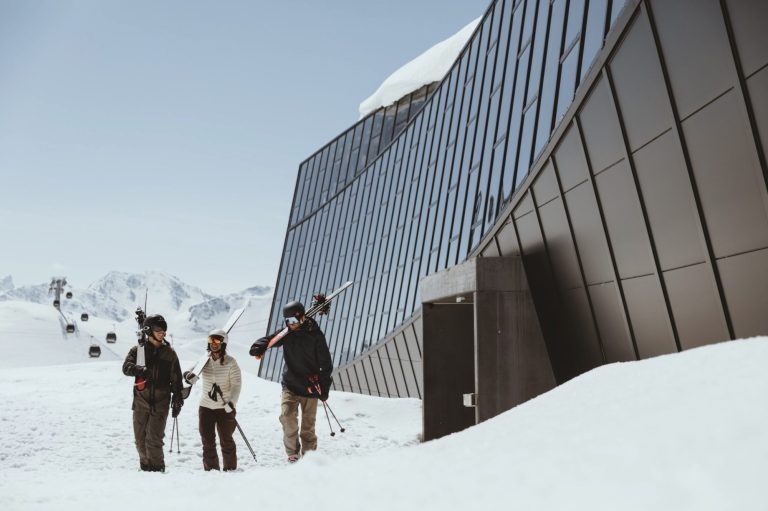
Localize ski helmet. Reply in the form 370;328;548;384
142;314;168;332
208;328;228;344
282;301;305;318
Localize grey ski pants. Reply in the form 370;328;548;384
132;396;169;471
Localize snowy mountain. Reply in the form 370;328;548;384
0;275;13;293
0;271;273;337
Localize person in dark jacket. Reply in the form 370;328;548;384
122;314;183;472
250;300;333;463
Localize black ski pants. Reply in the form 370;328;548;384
199;406;237;471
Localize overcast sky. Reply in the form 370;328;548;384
0;0;486;294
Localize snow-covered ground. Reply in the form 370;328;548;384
1;299;766;510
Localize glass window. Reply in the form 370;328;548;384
610;0;629;27
565;0;585;45
535;0;565;156
580;0;609;83
367;110;385;162
357;115;373;172
393;96;411;136
501;45;530;210
380;104;398;150
555;42;580;124
526;0;551;105
318;146;331;204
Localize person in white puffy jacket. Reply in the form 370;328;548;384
196;329;242;471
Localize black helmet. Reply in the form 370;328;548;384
282;301;305;318
142;314;168;332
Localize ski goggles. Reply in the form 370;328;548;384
208;335;225;344
284;317;301;327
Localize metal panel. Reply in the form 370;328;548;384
649;0;736;119
553;124;590;192
362;356;381;396
632;130;705;271
724;0;768;77
393;334;417;398
496;218;519;256
588;282;636;362
717;248;768;338
682;91;768;258
538;197;582;290
610;9;672;151
747;67;768;164
623;274;677;358
381;343;404;398
512;191;535;219
561;286;604;375
532;160;560;206
579;77;625;173
664;263;730;349
563;181;613;285
594;160;654;279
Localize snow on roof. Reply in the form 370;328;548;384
358;17;482;119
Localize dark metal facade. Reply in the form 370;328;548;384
261;0;768;399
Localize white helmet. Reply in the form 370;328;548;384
208;328;228;344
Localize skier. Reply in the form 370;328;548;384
185;329;242;471
122;314;183;472
249;300;333;463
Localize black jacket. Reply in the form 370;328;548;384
250;318;333;399
122;341;183;410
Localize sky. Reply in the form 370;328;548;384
1;298;766;509
0;0;487;295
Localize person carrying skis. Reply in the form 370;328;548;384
122;314;183;472
249;300;333;463
184;329;242;471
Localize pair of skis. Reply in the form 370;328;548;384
180;302;248;393
182;280;353;389
262;280;353;353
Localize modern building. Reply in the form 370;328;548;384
260;0;768;440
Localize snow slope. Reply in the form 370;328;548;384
1;295;766;510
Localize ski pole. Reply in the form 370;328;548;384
234;421;257;462
313;383;346;433
175;416;180;454
213;385;257;462
169;417;176;453
320;399;335;436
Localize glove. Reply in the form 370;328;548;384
224;401;235;414
135;365;150;380
320;390;329;402
183;370;198;385
308;374;320;384
171;394;183;418
249;345;266;359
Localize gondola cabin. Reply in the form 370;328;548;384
53;300;60;308
81;313;89;321
88;345;101;358
106;331;117;343
65;292;73;299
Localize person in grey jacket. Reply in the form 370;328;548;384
186;329;242;471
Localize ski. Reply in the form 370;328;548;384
181;303;248;390
265;280;353;350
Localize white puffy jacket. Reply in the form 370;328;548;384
199;354;242;410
